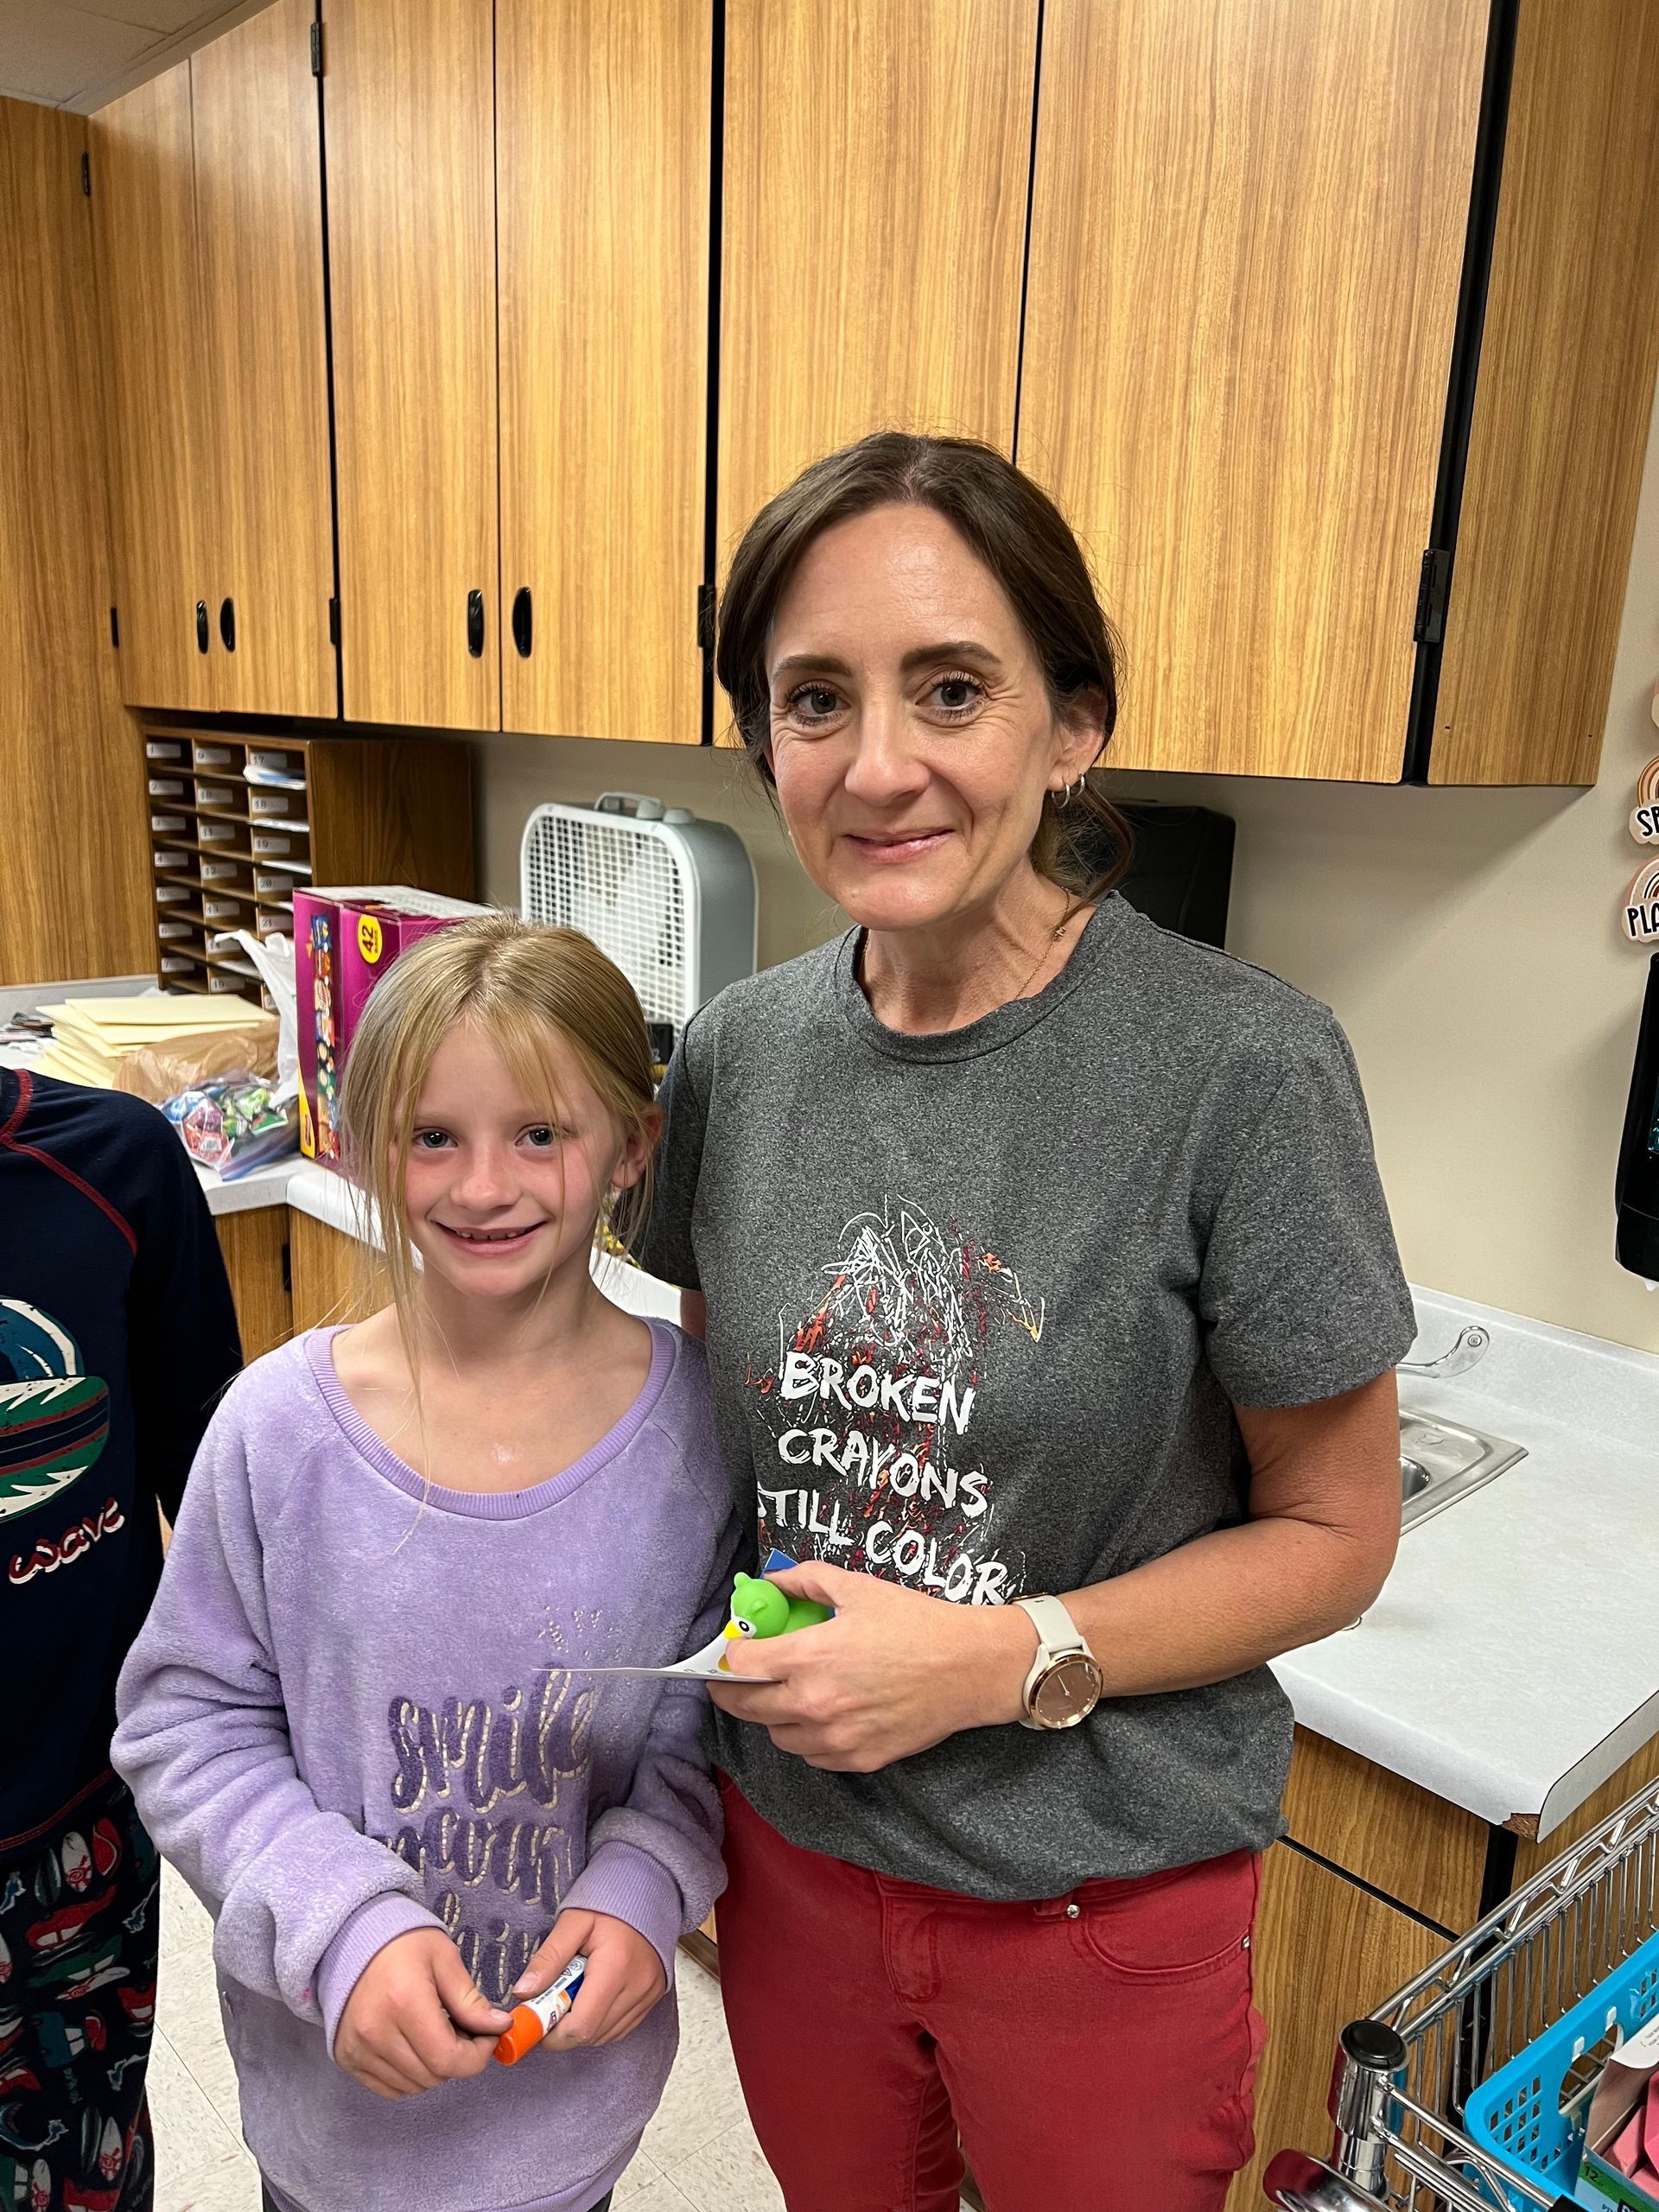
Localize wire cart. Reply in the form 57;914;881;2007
1266;1779;1659;2212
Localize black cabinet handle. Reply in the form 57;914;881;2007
219;596;236;652
512;586;532;658
195;600;209;654
467;588;485;658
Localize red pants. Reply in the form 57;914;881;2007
715;1778;1264;2212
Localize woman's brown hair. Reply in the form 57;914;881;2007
715;430;1133;903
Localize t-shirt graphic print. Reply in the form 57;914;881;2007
751;1197;1040;1609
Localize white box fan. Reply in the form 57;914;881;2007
519;793;757;1039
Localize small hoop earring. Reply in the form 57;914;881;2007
1057;781;1077;808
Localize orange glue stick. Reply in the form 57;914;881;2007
493;1954;588;2065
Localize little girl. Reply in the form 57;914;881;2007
114;917;736;2212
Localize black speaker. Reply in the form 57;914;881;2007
1073;801;1237;949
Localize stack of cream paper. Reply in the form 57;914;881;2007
35;995;271;1090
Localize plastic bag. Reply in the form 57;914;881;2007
112;1019;278;1103
162;1071;300;1180
232;931;299;1103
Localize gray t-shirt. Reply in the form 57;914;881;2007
639;895;1415;1898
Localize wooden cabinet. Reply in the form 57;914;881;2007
1428;0;1659;785
0;99;149;984
84;0;1659;778
496;0;710;745
189;0;335;719
1281;1726;1486;1932
289;1205;381;1332
716;0;1038;563
1020;0;1489;784
1229;1842;1445;2212
92;62;219;714
322;0;499;733
1020;0;1659;786
92;0;334;719
215;1208;293;1363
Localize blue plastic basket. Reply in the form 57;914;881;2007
1464;1925;1659;2208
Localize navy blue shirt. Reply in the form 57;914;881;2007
1;1067;242;1847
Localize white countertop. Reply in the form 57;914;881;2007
193;1155;302;1217
285;1160;378;1239
289;1170;1659;1841
1274;1286;1659;1840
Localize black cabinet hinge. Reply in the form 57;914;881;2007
310;21;321;75
109;606;119;649
327;595;340;647
1414;547;1452;646
696;582;715;652
80;150;91;196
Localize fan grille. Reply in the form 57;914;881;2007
522;813;690;1027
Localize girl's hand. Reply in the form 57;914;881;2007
513;1909;666;2051
707;1560;1037;1770
334;1927;512;2100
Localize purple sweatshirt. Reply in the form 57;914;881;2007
113;1320;736;2212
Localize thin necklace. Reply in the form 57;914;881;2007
1010;895;1078;1003
861;895;1082;1021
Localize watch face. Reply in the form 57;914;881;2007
1033;1655;1102;1729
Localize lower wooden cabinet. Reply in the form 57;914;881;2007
1228;1843;1445;2211
213;1207;291;1363
1281;1726;1486;1932
212;1200;385;1358
289;1204;388;1332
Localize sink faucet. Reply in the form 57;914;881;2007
1398;1322;1490;1381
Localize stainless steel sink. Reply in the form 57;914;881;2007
1399;1409;1527;1529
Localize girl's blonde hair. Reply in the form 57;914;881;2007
337;914;658;1359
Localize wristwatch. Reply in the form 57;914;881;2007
1014;1594;1103;1731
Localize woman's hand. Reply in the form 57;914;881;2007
512;1909;667;2051
334;1927;511;2100
708;1560;1036;1771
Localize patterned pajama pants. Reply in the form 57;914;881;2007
0;1771;159;2212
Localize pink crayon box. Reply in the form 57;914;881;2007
295;887;489;1166
337;891;491;1063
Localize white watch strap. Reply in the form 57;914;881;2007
1015;1592;1090;1666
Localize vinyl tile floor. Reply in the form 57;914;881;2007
149;1860;786;2212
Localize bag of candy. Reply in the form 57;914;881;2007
162;1071;300;1180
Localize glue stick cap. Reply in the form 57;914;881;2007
493;2002;548;2066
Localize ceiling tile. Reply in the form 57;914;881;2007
0;0;155;103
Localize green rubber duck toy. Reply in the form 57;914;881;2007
722;1573;831;1646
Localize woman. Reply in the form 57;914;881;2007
639;433;1412;2211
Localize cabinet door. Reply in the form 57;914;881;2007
91;62;218;711
1020;0;1488;783
289;1206;388;1332
214;1209;293;1363
0;101;149;983
191;0;335;720
1226;1842;1444;2212
498;0;709;744
716;0;1036;564
323;0;499;731
1428;0;1659;785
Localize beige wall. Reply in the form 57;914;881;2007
474;386;1659;1356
